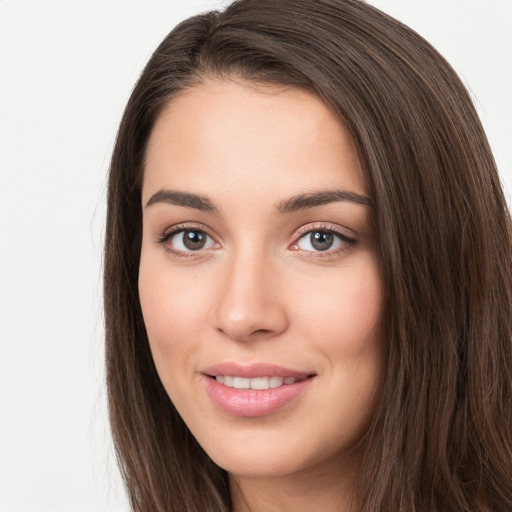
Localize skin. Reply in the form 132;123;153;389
139;79;383;512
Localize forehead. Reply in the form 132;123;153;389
143;79;365;203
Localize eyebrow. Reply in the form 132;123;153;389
145;188;372;214
275;189;372;214
145;190;218;212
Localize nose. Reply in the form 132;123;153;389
214;251;289;342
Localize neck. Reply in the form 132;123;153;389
229;453;359;512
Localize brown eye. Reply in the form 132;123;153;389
183;230;207;250
310;231;334;251
294;228;355;253
164;229;217;252
297;230;340;252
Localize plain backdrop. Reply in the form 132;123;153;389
0;1;510;511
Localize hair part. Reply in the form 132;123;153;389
104;1;512;510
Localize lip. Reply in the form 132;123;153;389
201;362;315;417
202;362;311;379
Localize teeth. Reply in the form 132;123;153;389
233;377;250;389
269;377;284;388
250;377;269;390
215;375;301;390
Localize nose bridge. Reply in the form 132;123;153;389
214;244;287;341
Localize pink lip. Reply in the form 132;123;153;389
202;362;311;379
200;362;315;417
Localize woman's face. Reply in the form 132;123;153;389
139;80;383;479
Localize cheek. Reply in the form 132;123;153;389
138;256;210;392
139;257;208;341
295;259;383;353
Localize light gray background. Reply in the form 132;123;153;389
0;1;510;511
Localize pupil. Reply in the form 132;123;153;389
183;230;206;250
311;231;333;251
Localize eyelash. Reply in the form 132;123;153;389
156;223;218;258
156;222;357;258
291;223;357;257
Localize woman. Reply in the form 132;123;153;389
104;0;512;510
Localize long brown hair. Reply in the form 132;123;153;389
104;0;512;510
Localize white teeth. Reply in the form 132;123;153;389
269;376;284;388
233;377;250;389
215;375;301;390
250;377;269;390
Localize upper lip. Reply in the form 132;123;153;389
201;362;313;379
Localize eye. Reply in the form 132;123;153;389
160;228;217;253
291;227;356;254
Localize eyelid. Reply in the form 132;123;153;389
156;222;220;256
155;221;357;257
293;222;357;240
157;222;216;242
289;222;358;255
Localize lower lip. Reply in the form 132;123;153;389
202;375;314;417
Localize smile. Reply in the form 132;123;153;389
214;375;305;390
202;366;315;417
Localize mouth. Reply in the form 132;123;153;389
210;375;310;390
201;364;316;417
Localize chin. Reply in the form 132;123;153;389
212;452;298;478
195;424;364;480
